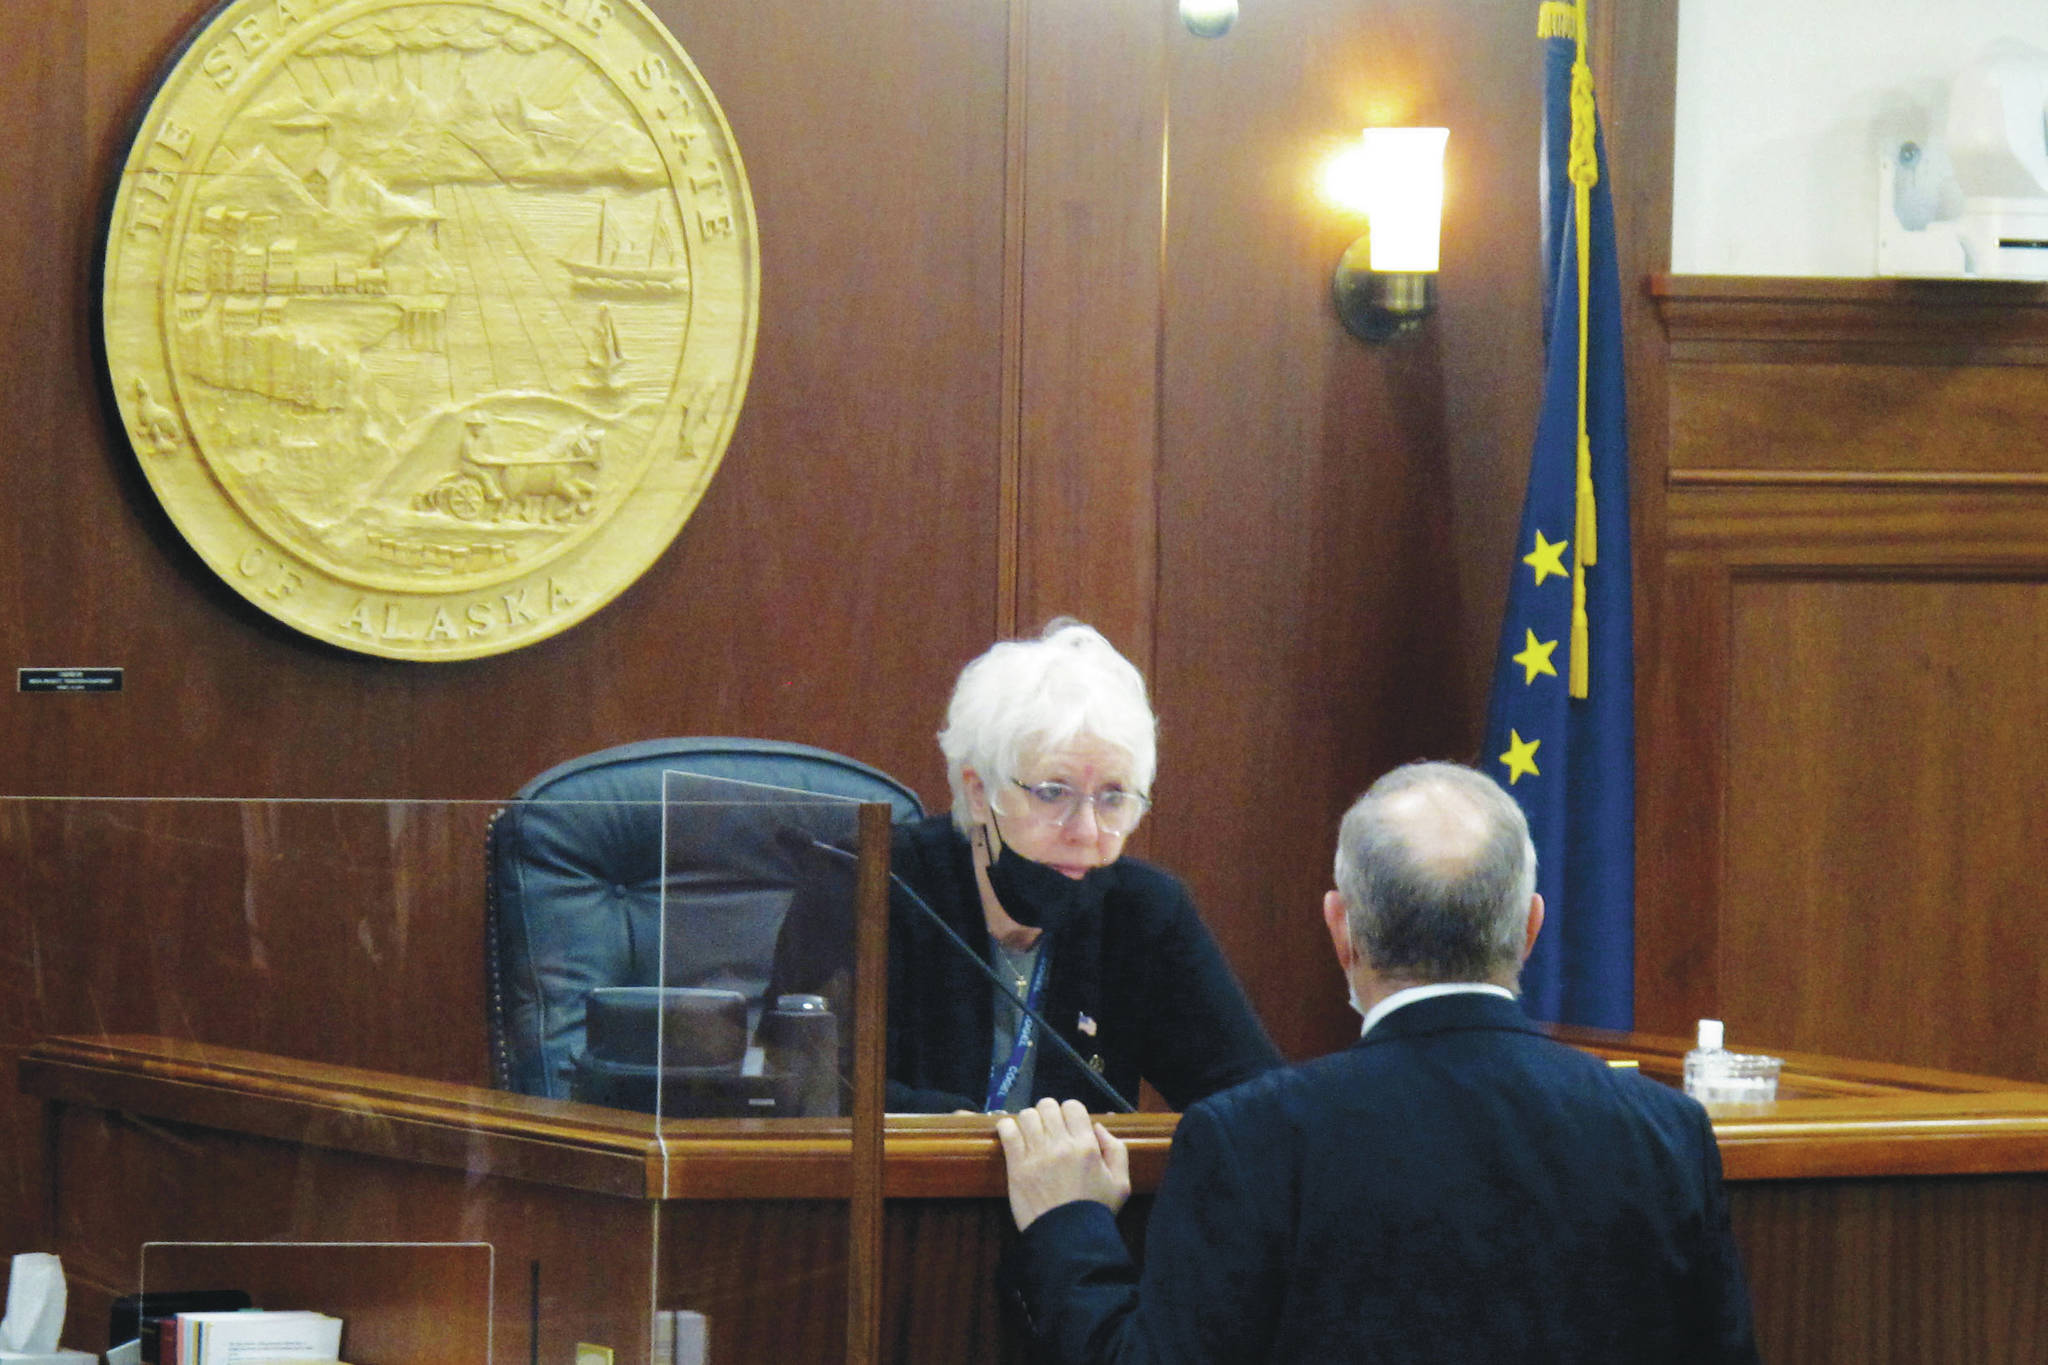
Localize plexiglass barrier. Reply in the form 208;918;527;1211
1;793;885;1365
644;772;863;1122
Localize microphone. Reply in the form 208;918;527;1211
794;835;1137;1114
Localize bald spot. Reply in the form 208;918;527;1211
1376;780;1495;882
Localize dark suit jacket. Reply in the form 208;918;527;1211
1013;991;1761;1364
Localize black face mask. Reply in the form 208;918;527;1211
982;819;1114;936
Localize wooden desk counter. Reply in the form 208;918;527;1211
24;1032;2048;1364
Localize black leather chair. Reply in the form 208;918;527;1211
486;737;923;1115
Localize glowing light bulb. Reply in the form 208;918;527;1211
1180;0;1237;39
1357;127;1447;272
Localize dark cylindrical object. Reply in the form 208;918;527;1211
763;993;840;1117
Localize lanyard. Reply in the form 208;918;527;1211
983;941;1053;1114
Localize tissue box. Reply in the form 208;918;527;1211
0;1350;96;1365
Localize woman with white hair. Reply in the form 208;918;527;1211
781;619;1280;1113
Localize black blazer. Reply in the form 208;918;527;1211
1013;991;1761;1364
773;815;1281;1113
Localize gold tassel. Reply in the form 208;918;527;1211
1570;593;1590;698
1576;434;1597;567
1566;0;1598;700
1568;60;1599;190
1537;2;1578;40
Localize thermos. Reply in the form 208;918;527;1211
762;993;839;1117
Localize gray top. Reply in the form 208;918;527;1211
987;937;1044;1111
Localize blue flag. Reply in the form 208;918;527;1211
1480;1;1634;1028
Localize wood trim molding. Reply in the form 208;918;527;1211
27;1031;2048;1198
995;0;1029;640
1650;273;2048;353
1665;488;2048;565
1553;1027;2048;1179
1005;0;1162;655
1672;469;2048;491
15;1033;1185;1202
1710;1094;2048;1180
1551;1025;2048;1097
846;802;893;1365
19;1034;668;1199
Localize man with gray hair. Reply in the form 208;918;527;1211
998;761;1760;1363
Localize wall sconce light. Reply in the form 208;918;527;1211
1326;126;1447;342
1179;0;1237;38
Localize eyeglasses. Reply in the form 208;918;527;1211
1008;779;1152;835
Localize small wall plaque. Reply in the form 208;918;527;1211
19;668;125;693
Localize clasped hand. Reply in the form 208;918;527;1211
995;1097;1132;1232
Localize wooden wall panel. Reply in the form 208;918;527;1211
654;0;1012;771
1673;362;2048;478
1634;555;1727;1028
1642;278;2048;1086
1149;0;1546;1060
3;800;493;1083
1723;577;2048;1084
1010;0;1164;656
1733;1174;2048;1365
47;1108;674;1365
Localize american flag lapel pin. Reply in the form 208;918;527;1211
1077;1012;1097;1037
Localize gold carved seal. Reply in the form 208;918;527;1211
102;0;756;659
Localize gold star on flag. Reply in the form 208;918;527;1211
1523;530;1569;585
1512;629;1559;684
1499;730;1541;785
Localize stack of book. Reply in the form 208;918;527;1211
158;1310;344;1365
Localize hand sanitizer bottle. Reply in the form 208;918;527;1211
1683;1018;1727;1100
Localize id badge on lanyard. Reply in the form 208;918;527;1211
983;944;1053;1113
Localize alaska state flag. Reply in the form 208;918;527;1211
1480;1;1634;1028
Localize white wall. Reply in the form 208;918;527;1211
1673;1;2048;275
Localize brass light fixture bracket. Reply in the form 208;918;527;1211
1332;229;1436;343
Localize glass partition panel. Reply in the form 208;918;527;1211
0;795;879;1365
647;772;866;1123
0;796;497;1079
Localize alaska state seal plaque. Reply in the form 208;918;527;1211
101;0;757;659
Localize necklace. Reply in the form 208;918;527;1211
991;938;1040;996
